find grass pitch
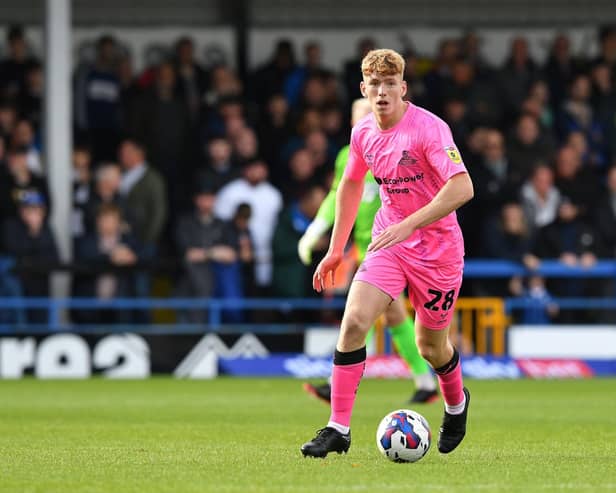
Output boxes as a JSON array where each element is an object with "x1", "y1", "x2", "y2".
[{"x1": 0, "y1": 378, "x2": 614, "y2": 493}]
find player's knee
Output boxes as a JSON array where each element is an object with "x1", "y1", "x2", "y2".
[
  {"x1": 416, "y1": 337, "x2": 441, "y2": 366},
  {"x1": 341, "y1": 308, "x2": 371, "y2": 337}
]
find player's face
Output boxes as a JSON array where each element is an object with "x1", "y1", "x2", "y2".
[{"x1": 360, "y1": 73, "x2": 407, "y2": 117}]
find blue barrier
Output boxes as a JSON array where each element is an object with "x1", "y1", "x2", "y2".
[
  {"x1": 463, "y1": 259, "x2": 616, "y2": 278},
  {"x1": 0, "y1": 259, "x2": 615, "y2": 333},
  {"x1": 0, "y1": 297, "x2": 348, "y2": 333}
]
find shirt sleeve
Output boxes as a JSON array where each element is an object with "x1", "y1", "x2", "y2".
[
  {"x1": 343, "y1": 129, "x2": 369, "y2": 182},
  {"x1": 423, "y1": 118, "x2": 468, "y2": 182},
  {"x1": 315, "y1": 146, "x2": 349, "y2": 225}
]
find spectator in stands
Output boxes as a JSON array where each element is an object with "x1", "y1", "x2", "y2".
[
  {"x1": 590, "y1": 63, "x2": 616, "y2": 162},
  {"x1": 280, "y1": 148, "x2": 318, "y2": 203},
  {"x1": 507, "y1": 113, "x2": 555, "y2": 187},
  {"x1": 544, "y1": 33, "x2": 579, "y2": 110},
  {"x1": 204, "y1": 65, "x2": 244, "y2": 109},
  {"x1": 594, "y1": 165, "x2": 616, "y2": 257},
  {"x1": 251, "y1": 39, "x2": 296, "y2": 107},
  {"x1": 1, "y1": 191, "x2": 58, "y2": 322},
  {"x1": 304, "y1": 128, "x2": 337, "y2": 178},
  {"x1": 321, "y1": 106, "x2": 346, "y2": 149},
  {"x1": 118, "y1": 138, "x2": 167, "y2": 254},
  {"x1": 553, "y1": 145, "x2": 596, "y2": 220},
  {"x1": 522, "y1": 80, "x2": 554, "y2": 130},
  {"x1": 285, "y1": 41, "x2": 332, "y2": 108},
  {"x1": 343, "y1": 37, "x2": 376, "y2": 102},
  {"x1": 257, "y1": 93, "x2": 293, "y2": 173},
  {"x1": 483, "y1": 202, "x2": 535, "y2": 262},
  {"x1": 0, "y1": 25, "x2": 39, "y2": 101},
  {"x1": 230, "y1": 203, "x2": 255, "y2": 297},
  {"x1": 479, "y1": 202, "x2": 535, "y2": 298},
  {"x1": 173, "y1": 36, "x2": 209, "y2": 124},
  {"x1": 459, "y1": 31, "x2": 493, "y2": 80},
  {"x1": 19, "y1": 61, "x2": 43, "y2": 131},
  {"x1": 527, "y1": 198, "x2": 602, "y2": 322},
  {"x1": 593, "y1": 25, "x2": 616, "y2": 78},
  {"x1": 214, "y1": 158, "x2": 283, "y2": 292},
  {"x1": 84, "y1": 162, "x2": 126, "y2": 235},
  {"x1": 71, "y1": 144, "x2": 93, "y2": 242},
  {"x1": 127, "y1": 61, "x2": 193, "y2": 209},
  {"x1": 528, "y1": 199, "x2": 600, "y2": 268},
  {"x1": 498, "y1": 36, "x2": 539, "y2": 121},
  {"x1": 512, "y1": 275, "x2": 559, "y2": 325},
  {"x1": 232, "y1": 127, "x2": 259, "y2": 163},
  {"x1": 461, "y1": 129, "x2": 515, "y2": 256},
  {"x1": 557, "y1": 74, "x2": 607, "y2": 168},
  {"x1": 74, "y1": 35, "x2": 122, "y2": 162},
  {"x1": 76, "y1": 204, "x2": 140, "y2": 323},
  {"x1": 0, "y1": 146, "x2": 49, "y2": 222},
  {"x1": 116, "y1": 136, "x2": 165, "y2": 319},
  {"x1": 272, "y1": 183, "x2": 326, "y2": 299},
  {"x1": 0, "y1": 102, "x2": 17, "y2": 140},
  {"x1": 11, "y1": 118, "x2": 42, "y2": 175},
  {"x1": 195, "y1": 136, "x2": 239, "y2": 193},
  {"x1": 402, "y1": 50, "x2": 429, "y2": 107},
  {"x1": 423, "y1": 38, "x2": 460, "y2": 114},
  {"x1": 442, "y1": 56, "x2": 501, "y2": 128},
  {"x1": 298, "y1": 75, "x2": 328, "y2": 112},
  {"x1": 521, "y1": 164, "x2": 561, "y2": 230},
  {"x1": 442, "y1": 97, "x2": 472, "y2": 156},
  {"x1": 117, "y1": 54, "x2": 140, "y2": 128},
  {"x1": 175, "y1": 183, "x2": 241, "y2": 322},
  {"x1": 594, "y1": 165, "x2": 616, "y2": 322}
]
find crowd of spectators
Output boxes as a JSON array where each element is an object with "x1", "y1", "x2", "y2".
[{"x1": 2, "y1": 24, "x2": 616, "y2": 324}]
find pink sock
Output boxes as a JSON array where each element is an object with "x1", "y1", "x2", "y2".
[
  {"x1": 435, "y1": 349, "x2": 465, "y2": 407},
  {"x1": 329, "y1": 348, "x2": 366, "y2": 430}
]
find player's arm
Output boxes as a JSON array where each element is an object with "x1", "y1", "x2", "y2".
[
  {"x1": 405, "y1": 172, "x2": 473, "y2": 229},
  {"x1": 313, "y1": 135, "x2": 368, "y2": 292},
  {"x1": 329, "y1": 175, "x2": 365, "y2": 256},
  {"x1": 368, "y1": 172, "x2": 473, "y2": 252},
  {"x1": 298, "y1": 146, "x2": 348, "y2": 265}
]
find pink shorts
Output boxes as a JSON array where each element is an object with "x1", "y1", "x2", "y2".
[{"x1": 354, "y1": 246, "x2": 463, "y2": 330}]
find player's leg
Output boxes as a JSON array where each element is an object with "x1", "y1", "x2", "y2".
[
  {"x1": 301, "y1": 326, "x2": 378, "y2": 405},
  {"x1": 415, "y1": 321, "x2": 469, "y2": 453},
  {"x1": 301, "y1": 280, "x2": 392, "y2": 458},
  {"x1": 384, "y1": 296, "x2": 438, "y2": 402},
  {"x1": 407, "y1": 260, "x2": 469, "y2": 454}
]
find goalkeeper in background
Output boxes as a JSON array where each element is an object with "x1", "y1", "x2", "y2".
[{"x1": 298, "y1": 98, "x2": 437, "y2": 404}]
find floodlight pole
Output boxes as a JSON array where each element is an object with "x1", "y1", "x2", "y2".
[{"x1": 45, "y1": 0, "x2": 72, "y2": 299}]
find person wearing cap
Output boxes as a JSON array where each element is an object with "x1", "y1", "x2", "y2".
[
  {"x1": 0, "y1": 146, "x2": 50, "y2": 223},
  {"x1": 1, "y1": 191, "x2": 59, "y2": 322}
]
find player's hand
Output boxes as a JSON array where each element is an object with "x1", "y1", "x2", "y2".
[
  {"x1": 367, "y1": 220, "x2": 415, "y2": 252},
  {"x1": 313, "y1": 251, "x2": 343, "y2": 292}
]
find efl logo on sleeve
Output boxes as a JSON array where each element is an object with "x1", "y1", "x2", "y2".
[{"x1": 444, "y1": 146, "x2": 462, "y2": 164}]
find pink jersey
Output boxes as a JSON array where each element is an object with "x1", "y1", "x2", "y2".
[{"x1": 345, "y1": 102, "x2": 467, "y2": 264}]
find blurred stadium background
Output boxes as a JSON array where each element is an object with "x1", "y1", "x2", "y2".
[
  {"x1": 0, "y1": 0, "x2": 615, "y2": 380},
  {"x1": 2, "y1": 3, "x2": 616, "y2": 493}
]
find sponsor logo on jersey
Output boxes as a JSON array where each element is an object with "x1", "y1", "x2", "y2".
[
  {"x1": 444, "y1": 146, "x2": 462, "y2": 163},
  {"x1": 397, "y1": 150, "x2": 417, "y2": 166}
]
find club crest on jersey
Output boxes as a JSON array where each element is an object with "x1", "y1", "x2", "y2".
[
  {"x1": 364, "y1": 153, "x2": 374, "y2": 166},
  {"x1": 397, "y1": 150, "x2": 417, "y2": 166},
  {"x1": 444, "y1": 146, "x2": 462, "y2": 163}
]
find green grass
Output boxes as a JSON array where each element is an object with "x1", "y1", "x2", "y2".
[{"x1": 0, "y1": 378, "x2": 615, "y2": 493}]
